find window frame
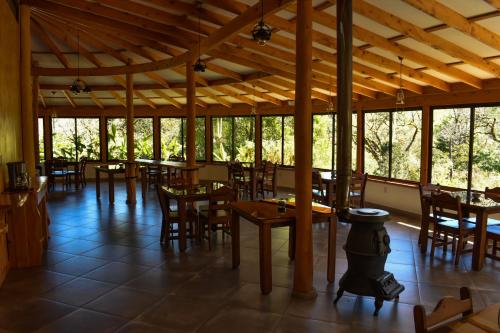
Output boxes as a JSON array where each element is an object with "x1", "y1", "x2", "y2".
[
  {"x1": 260, "y1": 114, "x2": 295, "y2": 168},
  {"x1": 211, "y1": 115, "x2": 256, "y2": 163},
  {"x1": 105, "y1": 116, "x2": 126, "y2": 162},
  {"x1": 159, "y1": 116, "x2": 206, "y2": 161},
  {"x1": 311, "y1": 112, "x2": 336, "y2": 171},
  {"x1": 50, "y1": 116, "x2": 101, "y2": 161}
]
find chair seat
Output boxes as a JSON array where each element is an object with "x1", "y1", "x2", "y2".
[
  {"x1": 438, "y1": 219, "x2": 476, "y2": 231},
  {"x1": 50, "y1": 170, "x2": 67, "y2": 176},
  {"x1": 465, "y1": 217, "x2": 500, "y2": 226},
  {"x1": 487, "y1": 224, "x2": 500, "y2": 236}
]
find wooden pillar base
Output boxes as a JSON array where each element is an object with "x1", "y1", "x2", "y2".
[
  {"x1": 292, "y1": 288, "x2": 318, "y2": 300},
  {"x1": 126, "y1": 164, "x2": 137, "y2": 205}
]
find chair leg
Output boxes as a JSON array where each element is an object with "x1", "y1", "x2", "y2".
[
  {"x1": 454, "y1": 235, "x2": 464, "y2": 266},
  {"x1": 430, "y1": 227, "x2": 439, "y2": 258}
]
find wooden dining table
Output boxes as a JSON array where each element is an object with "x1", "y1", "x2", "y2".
[
  {"x1": 435, "y1": 302, "x2": 500, "y2": 333},
  {"x1": 230, "y1": 199, "x2": 336, "y2": 294},
  {"x1": 419, "y1": 191, "x2": 500, "y2": 271},
  {"x1": 95, "y1": 164, "x2": 126, "y2": 204}
]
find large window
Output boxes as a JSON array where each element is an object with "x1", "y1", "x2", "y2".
[
  {"x1": 160, "y1": 117, "x2": 205, "y2": 161},
  {"x1": 364, "y1": 109, "x2": 421, "y2": 181},
  {"x1": 313, "y1": 114, "x2": 334, "y2": 170},
  {"x1": 212, "y1": 116, "x2": 255, "y2": 162},
  {"x1": 261, "y1": 115, "x2": 294, "y2": 166},
  {"x1": 432, "y1": 106, "x2": 499, "y2": 190},
  {"x1": 107, "y1": 118, "x2": 127, "y2": 160},
  {"x1": 51, "y1": 117, "x2": 100, "y2": 160},
  {"x1": 38, "y1": 117, "x2": 44, "y2": 162},
  {"x1": 134, "y1": 118, "x2": 154, "y2": 159},
  {"x1": 352, "y1": 113, "x2": 358, "y2": 172}
]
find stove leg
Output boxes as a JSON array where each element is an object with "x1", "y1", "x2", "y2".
[
  {"x1": 333, "y1": 288, "x2": 344, "y2": 304},
  {"x1": 373, "y1": 297, "x2": 383, "y2": 316}
]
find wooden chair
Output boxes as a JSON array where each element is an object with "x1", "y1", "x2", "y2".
[
  {"x1": 46, "y1": 157, "x2": 69, "y2": 191},
  {"x1": 413, "y1": 286, "x2": 473, "y2": 333},
  {"x1": 485, "y1": 225, "x2": 500, "y2": 261},
  {"x1": 156, "y1": 186, "x2": 197, "y2": 246},
  {"x1": 312, "y1": 170, "x2": 327, "y2": 205},
  {"x1": 67, "y1": 157, "x2": 87, "y2": 188},
  {"x1": 349, "y1": 173, "x2": 367, "y2": 208},
  {"x1": 257, "y1": 161, "x2": 277, "y2": 198},
  {"x1": 418, "y1": 183, "x2": 449, "y2": 248},
  {"x1": 198, "y1": 185, "x2": 236, "y2": 250},
  {"x1": 230, "y1": 161, "x2": 251, "y2": 199},
  {"x1": 430, "y1": 192, "x2": 476, "y2": 266}
]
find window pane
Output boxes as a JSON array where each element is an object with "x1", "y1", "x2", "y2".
[
  {"x1": 160, "y1": 118, "x2": 183, "y2": 160},
  {"x1": 234, "y1": 117, "x2": 255, "y2": 163},
  {"x1": 107, "y1": 118, "x2": 127, "y2": 160},
  {"x1": 181, "y1": 117, "x2": 206, "y2": 161},
  {"x1": 364, "y1": 112, "x2": 390, "y2": 177},
  {"x1": 38, "y1": 118, "x2": 44, "y2": 162},
  {"x1": 313, "y1": 114, "x2": 334, "y2": 169},
  {"x1": 212, "y1": 117, "x2": 232, "y2": 161},
  {"x1": 471, "y1": 106, "x2": 500, "y2": 190},
  {"x1": 76, "y1": 118, "x2": 100, "y2": 160},
  {"x1": 262, "y1": 116, "x2": 283, "y2": 164},
  {"x1": 52, "y1": 118, "x2": 76, "y2": 160},
  {"x1": 392, "y1": 110, "x2": 421, "y2": 181},
  {"x1": 283, "y1": 116, "x2": 295, "y2": 166},
  {"x1": 431, "y1": 108, "x2": 470, "y2": 188},
  {"x1": 352, "y1": 114, "x2": 357, "y2": 171},
  {"x1": 134, "y1": 118, "x2": 154, "y2": 159}
]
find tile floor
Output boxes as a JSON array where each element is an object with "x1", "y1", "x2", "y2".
[{"x1": 1, "y1": 182, "x2": 499, "y2": 332}]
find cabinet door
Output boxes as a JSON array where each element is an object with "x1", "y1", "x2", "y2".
[{"x1": 0, "y1": 212, "x2": 8, "y2": 287}]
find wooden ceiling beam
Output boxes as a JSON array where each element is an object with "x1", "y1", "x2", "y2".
[
  {"x1": 109, "y1": 91, "x2": 126, "y2": 107},
  {"x1": 89, "y1": 92, "x2": 105, "y2": 109},
  {"x1": 205, "y1": 62, "x2": 243, "y2": 81},
  {"x1": 197, "y1": 88, "x2": 232, "y2": 108},
  {"x1": 353, "y1": 0, "x2": 500, "y2": 77},
  {"x1": 484, "y1": 0, "x2": 500, "y2": 9},
  {"x1": 231, "y1": 83, "x2": 282, "y2": 105},
  {"x1": 152, "y1": 89, "x2": 182, "y2": 109},
  {"x1": 254, "y1": 80, "x2": 295, "y2": 100},
  {"x1": 403, "y1": 0, "x2": 500, "y2": 52},
  {"x1": 212, "y1": 86, "x2": 256, "y2": 106},
  {"x1": 62, "y1": 90, "x2": 76, "y2": 108},
  {"x1": 31, "y1": 18, "x2": 71, "y2": 68}
]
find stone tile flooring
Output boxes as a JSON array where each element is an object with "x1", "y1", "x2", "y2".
[{"x1": 1, "y1": 182, "x2": 499, "y2": 332}]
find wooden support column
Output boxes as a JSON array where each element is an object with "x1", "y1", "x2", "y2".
[
  {"x1": 356, "y1": 106, "x2": 363, "y2": 173},
  {"x1": 205, "y1": 116, "x2": 212, "y2": 162},
  {"x1": 255, "y1": 115, "x2": 262, "y2": 166},
  {"x1": 33, "y1": 74, "x2": 40, "y2": 165},
  {"x1": 125, "y1": 72, "x2": 136, "y2": 204},
  {"x1": 100, "y1": 116, "x2": 107, "y2": 163},
  {"x1": 335, "y1": 0, "x2": 353, "y2": 217},
  {"x1": 20, "y1": 5, "x2": 36, "y2": 180},
  {"x1": 420, "y1": 104, "x2": 431, "y2": 184},
  {"x1": 186, "y1": 59, "x2": 198, "y2": 184},
  {"x1": 293, "y1": 0, "x2": 315, "y2": 299},
  {"x1": 45, "y1": 116, "x2": 52, "y2": 160},
  {"x1": 153, "y1": 116, "x2": 161, "y2": 160}
]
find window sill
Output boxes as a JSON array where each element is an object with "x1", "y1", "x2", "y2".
[{"x1": 367, "y1": 176, "x2": 419, "y2": 189}]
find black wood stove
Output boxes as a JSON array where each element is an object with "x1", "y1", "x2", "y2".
[{"x1": 334, "y1": 208, "x2": 405, "y2": 315}]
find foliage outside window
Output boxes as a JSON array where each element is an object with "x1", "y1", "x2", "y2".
[
  {"x1": 364, "y1": 110, "x2": 421, "y2": 181},
  {"x1": 432, "y1": 107, "x2": 499, "y2": 190},
  {"x1": 313, "y1": 114, "x2": 334, "y2": 170},
  {"x1": 261, "y1": 115, "x2": 294, "y2": 166},
  {"x1": 52, "y1": 117, "x2": 100, "y2": 161},
  {"x1": 212, "y1": 117, "x2": 255, "y2": 162},
  {"x1": 38, "y1": 118, "x2": 44, "y2": 162},
  {"x1": 107, "y1": 118, "x2": 127, "y2": 160},
  {"x1": 134, "y1": 118, "x2": 154, "y2": 159},
  {"x1": 352, "y1": 114, "x2": 357, "y2": 172},
  {"x1": 160, "y1": 117, "x2": 205, "y2": 161}
]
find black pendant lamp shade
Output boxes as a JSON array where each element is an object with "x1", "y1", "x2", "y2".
[{"x1": 252, "y1": 0, "x2": 272, "y2": 45}]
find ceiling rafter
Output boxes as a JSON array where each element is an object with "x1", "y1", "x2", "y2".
[
  {"x1": 89, "y1": 92, "x2": 105, "y2": 109},
  {"x1": 152, "y1": 89, "x2": 182, "y2": 109},
  {"x1": 30, "y1": 19, "x2": 71, "y2": 68},
  {"x1": 62, "y1": 90, "x2": 77, "y2": 108}
]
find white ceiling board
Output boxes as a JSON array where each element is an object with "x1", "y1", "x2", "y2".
[
  {"x1": 433, "y1": 28, "x2": 499, "y2": 58},
  {"x1": 420, "y1": 69, "x2": 458, "y2": 83},
  {"x1": 155, "y1": 69, "x2": 187, "y2": 82},
  {"x1": 364, "y1": 0, "x2": 442, "y2": 29},
  {"x1": 365, "y1": 47, "x2": 424, "y2": 69},
  {"x1": 353, "y1": 57, "x2": 394, "y2": 74},
  {"x1": 209, "y1": 59, "x2": 255, "y2": 74},
  {"x1": 437, "y1": 0, "x2": 495, "y2": 17},
  {"x1": 33, "y1": 54, "x2": 66, "y2": 69},
  {"x1": 475, "y1": 16, "x2": 500, "y2": 36},
  {"x1": 352, "y1": 12, "x2": 401, "y2": 39},
  {"x1": 453, "y1": 63, "x2": 495, "y2": 79},
  {"x1": 396, "y1": 38, "x2": 460, "y2": 64}
]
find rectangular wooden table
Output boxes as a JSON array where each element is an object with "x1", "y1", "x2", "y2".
[
  {"x1": 436, "y1": 303, "x2": 500, "y2": 333},
  {"x1": 161, "y1": 181, "x2": 226, "y2": 251},
  {"x1": 419, "y1": 191, "x2": 500, "y2": 271},
  {"x1": 95, "y1": 164, "x2": 126, "y2": 204},
  {"x1": 230, "y1": 200, "x2": 336, "y2": 294}
]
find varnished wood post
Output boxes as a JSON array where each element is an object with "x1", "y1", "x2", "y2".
[
  {"x1": 293, "y1": 0, "x2": 315, "y2": 299},
  {"x1": 335, "y1": 0, "x2": 353, "y2": 217},
  {"x1": 20, "y1": 4, "x2": 36, "y2": 180},
  {"x1": 186, "y1": 59, "x2": 197, "y2": 183},
  {"x1": 100, "y1": 115, "x2": 107, "y2": 163},
  {"x1": 255, "y1": 115, "x2": 262, "y2": 166},
  {"x1": 125, "y1": 72, "x2": 136, "y2": 204},
  {"x1": 205, "y1": 116, "x2": 211, "y2": 162},
  {"x1": 33, "y1": 74, "x2": 40, "y2": 165},
  {"x1": 356, "y1": 106, "x2": 363, "y2": 173},
  {"x1": 153, "y1": 116, "x2": 161, "y2": 160},
  {"x1": 420, "y1": 104, "x2": 431, "y2": 184}
]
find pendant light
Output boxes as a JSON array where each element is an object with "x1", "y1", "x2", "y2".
[
  {"x1": 252, "y1": 0, "x2": 272, "y2": 45},
  {"x1": 396, "y1": 56, "x2": 405, "y2": 108},
  {"x1": 69, "y1": 30, "x2": 91, "y2": 94},
  {"x1": 193, "y1": 1, "x2": 206, "y2": 72}
]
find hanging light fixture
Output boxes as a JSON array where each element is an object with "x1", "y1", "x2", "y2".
[
  {"x1": 396, "y1": 56, "x2": 405, "y2": 108},
  {"x1": 252, "y1": 0, "x2": 272, "y2": 45},
  {"x1": 69, "y1": 30, "x2": 91, "y2": 94},
  {"x1": 326, "y1": 75, "x2": 335, "y2": 112},
  {"x1": 251, "y1": 84, "x2": 257, "y2": 115},
  {"x1": 193, "y1": 1, "x2": 206, "y2": 72}
]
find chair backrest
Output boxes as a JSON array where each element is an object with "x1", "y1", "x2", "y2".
[
  {"x1": 156, "y1": 186, "x2": 171, "y2": 220},
  {"x1": 350, "y1": 173, "x2": 367, "y2": 208},
  {"x1": 208, "y1": 185, "x2": 236, "y2": 221},
  {"x1": 231, "y1": 162, "x2": 245, "y2": 181},
  {"x1": 413, "y1": 287, "x2": 473, "y2": 333},
  {"x1": 419, "y1": 183, "x2": 440, "y2": 213},
  {"x1": 312, "y1": 170, "x2": 325, "y2": 202},
  {"x1": 79, "y1": 157, "x2": 88, "y2": 173},
  {"x1": 485, "y1": 187, "x2": 500, "y2": 203},
  {"x1": 51, "y1": 157, "x2": 68, "y2": 172},
  {"x1": 431, "y1": 192, "x2": 463, "y2": 222}
]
